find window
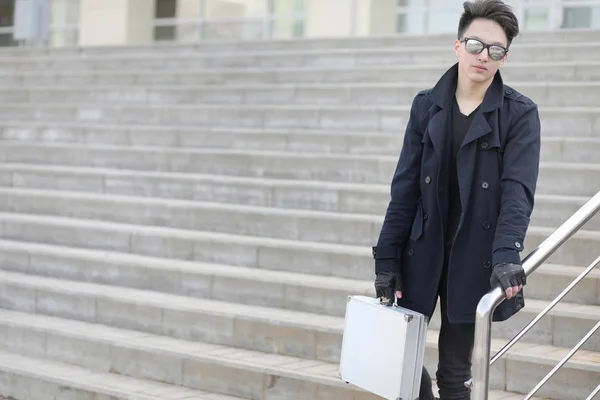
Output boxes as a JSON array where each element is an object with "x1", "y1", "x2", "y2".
[
  {"x1": 561, "y1": 6, "x2": 593, "y2": 28},
  {"x1": 0, "y1": 0, "x2": 14, "y2": 47},
  {"x1": 269, "y1": 0, "x2": 305, "y2": 39},
  {"x1": 155, "y1": 0, "x2": 178, "y2": 41},
  {"x1": 50, "y1": 0, "x2": 80, "y2": 47},
  {"x1": 524, "y1": 5, "x2": 550, "y2": 30}
]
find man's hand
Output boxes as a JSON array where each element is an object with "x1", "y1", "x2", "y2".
[
  {"x1": 490, "y1": 262, "x2": 527, "y2": 299},
  {"x1": 374, "y1": 271, "x2": 403, "y2": 305}
]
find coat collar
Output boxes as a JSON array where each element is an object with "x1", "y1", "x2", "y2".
[{"x1": 429, "y1": 62, "x2": 505, "y2": 113}]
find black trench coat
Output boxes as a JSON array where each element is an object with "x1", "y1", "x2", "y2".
[{"x1": 374, "y1": 63, "x2": 541, "y2": 323}]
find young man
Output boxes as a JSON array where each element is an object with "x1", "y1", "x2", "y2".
[{"x1": 372, "y1": 1, "x2": 540, "y2": 399}]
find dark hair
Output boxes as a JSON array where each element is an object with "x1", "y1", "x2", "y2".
[{"x1": 458, "y1": 0, "x2": 520, "y2": 47}]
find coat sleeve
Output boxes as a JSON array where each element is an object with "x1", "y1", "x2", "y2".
[
  {"x1": 373, "y1": 93, "x2": 425, "y2": 274},
  {"x1": 492, "y1": 102, "x2": 541, "y2": 266}
]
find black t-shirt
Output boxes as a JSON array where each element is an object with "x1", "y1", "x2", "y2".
[{"x1": 446, "y1": 96, "x2": 480, "y2": 245}]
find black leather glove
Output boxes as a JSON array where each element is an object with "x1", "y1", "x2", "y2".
[
  {"x1": 490, "y1": 262, "x2": 527, "y2": 291},
  {"x1": 374, "y1": 271, "x2": 403, "y2": 305}
]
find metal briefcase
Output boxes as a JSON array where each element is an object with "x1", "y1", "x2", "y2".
[{"x1": 339, "y1": 295, "x2": 428, "y2": 400}]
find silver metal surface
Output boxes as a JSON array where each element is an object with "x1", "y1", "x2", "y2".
[
  {"x1": 471, "y1": 190, "x2": 600, "y2": 400},
  {"x1": 524, "y1": 320, "x2": 600, "y2": 400}
]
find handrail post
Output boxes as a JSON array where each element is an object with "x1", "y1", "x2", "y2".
[
  {"x1": 472, "y1": 288, "x2": 504, "y2": 399},
  {"x1": 471, "y1": 191, "x2": 600, "y2": 400}
]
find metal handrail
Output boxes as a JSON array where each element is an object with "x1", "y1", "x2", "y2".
[
  {"x1": 490, "y1": 255, "x2": 600, "y2": 365},
  {"x1": 586, "y1": 384, "x2": 600, "y2": 400},
  {"x1": 524, "y1": 320, "x2": 600, "y2": 399},
  {"x1": 472, "y1": 190, "x2": 600, "y2": 400}
]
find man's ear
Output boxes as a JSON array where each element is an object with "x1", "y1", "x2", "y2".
[{"x1": 454, "y1": 39, "x2": 461, "y2": 56}]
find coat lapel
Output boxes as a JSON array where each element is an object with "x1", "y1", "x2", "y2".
[
  {"x1": 462, "y1": 113, "x2": 492, "y2": 148},
  {"x1": 422, "y1": 105, "x2": 447, "y2": 161},
  {"x1": 460, "y1": 71, "x2": 504, "y2": 149},
  {"x1": 424, "y1": 64, "x2": 456, "y2": 163}
]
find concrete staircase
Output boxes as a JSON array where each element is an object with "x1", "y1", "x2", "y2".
[{"x1": 0, "y1": 29, "x2": 598, "y2": 399}]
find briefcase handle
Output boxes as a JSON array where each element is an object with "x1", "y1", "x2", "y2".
[{"x1": 377, "y1": 297, "x2": 430, "y2": 324}]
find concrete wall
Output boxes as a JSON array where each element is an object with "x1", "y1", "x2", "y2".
[
  {"x1": 305, "y1": 0, "x2": 405, "y2": 38},
  {"x1": 176, "y1": 0, "x2": 201, "y2": 42},
  {"x1": 365, "y1": 0, "x2": 397, "y2": 36},
  {"x1": 305, "y1": 0, "x2": 353, "y2": 37},
  {"x1": 127, "y1": 0, "x2": 156, "y2": 44},
  {"x1": 78, "y1": 0, "x2": 155, "y2": 46}
]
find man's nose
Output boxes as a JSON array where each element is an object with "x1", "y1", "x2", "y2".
[{"x1": 478, "y1": 48, "x2": 490, "y2": 61}]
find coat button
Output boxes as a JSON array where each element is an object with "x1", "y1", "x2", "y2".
[
  {"x1": 481, "y1": 141, "x2": 489, "y2": 149},
  {"x1": 408, "y1": 248, "x2": 415, "y2": 256},
  {"x1": 484, "y1": 261, "x2": 492, "y2": 269},
  {"x1": 423, "y1": 213, "x2": 428, "y2": 221},
  {"x1": 515, "y1": 242, "x2": 521, "y2": 249},
  {"x1": 482, "y1": 221, "x2": 491, "y2": 230},
  {"x1": 482, "y1": 181, "x2": 489, "y2": 190},
  {"x1": 505, "y1": 89, "x2": 513, "y2": 95},
  {"x1": 425, "y1": 176, "x2": 431, "y2": 184}
]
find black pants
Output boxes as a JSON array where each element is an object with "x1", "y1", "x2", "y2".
[{"x1": 421, "y1": 245, "x2": 475, "y2": 400}]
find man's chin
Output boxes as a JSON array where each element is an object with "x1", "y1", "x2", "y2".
[{"x1": 466, "y1": 71, "x2": 493, "y2": 84}]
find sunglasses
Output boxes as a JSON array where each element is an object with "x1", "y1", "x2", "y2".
[{"x1": 460, "y1": 37, "x2": 508, "y2": 61}]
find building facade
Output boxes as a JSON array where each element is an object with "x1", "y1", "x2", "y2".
[{"x1": 5, "y1": 0, "x2": 600, "y2": 47}]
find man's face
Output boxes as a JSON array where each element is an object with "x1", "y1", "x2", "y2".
[{"x1": 454, "y1": 18, "x2": 509, "y2": 84}]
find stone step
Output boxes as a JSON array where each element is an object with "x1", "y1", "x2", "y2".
[
  {"x1": 0, "y1": 81, "x2": 598, "y2": 108},
  {"x1": 0, "y1": 239, "x2": 374, "y2": 318},
  {"x1": 4, "y1": 164, "x2": 597, "y2": 223},
  {"x1": 0, "y1": 163, "x2": 420, "y2": 215},
  {"x1": 2, "y1": 122, "x2": 600, "y2": 159},
  {"x1": 527, "y1": 263, "x2": 600, "y2": 307},
  {"x1": 1, "y1": 61, "x2": 600, "y2": 87},
  {"x1": 0, "y1": 211, "x2": 597, "y2": 280},
  {"x1": 0, "y1": 238, "x2": 597, "y2": 323},
  {"x1": 0, "y1": 272, "x2": 600, "y2": 398},
  {"x1": 0, "y1": 122, "x2": 416, "y2": 153},
  {"x1": 1, "y1": 264, "x2": 599, "y2": 362},
  {"x1": 0, "y1": 268, "x2": 355, "y2": 363},
  {"x1": 0, "y1": 103, "x2": 596, "y2": 135},
  {"x1": 0, "y1": 187, "x2": 381, "y2": 247},
  {"x1": 1, "y1": 28, "x2": 595, "y2": 57},
  {"x1": 0, "y1": 142, "x2": 598, "y2": 196},
  {"x1": 10, "y1": 260, "x2": 600, "y2": 368},
  {"x1": 0, "y1": 350, "x2": 237, "y2": 400},
  {"x1": 0, "y1": 187, "x2": 598, "y2": 248},
  {"x1": 2, "y1": 43, "x2": 600, "y2": 71},
  {"x1": 0, "y1": 309, "x2": 565, "y2": 400},
  {"x1": 0, "y1": 323, "x2": 373, "y2": 400}
]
